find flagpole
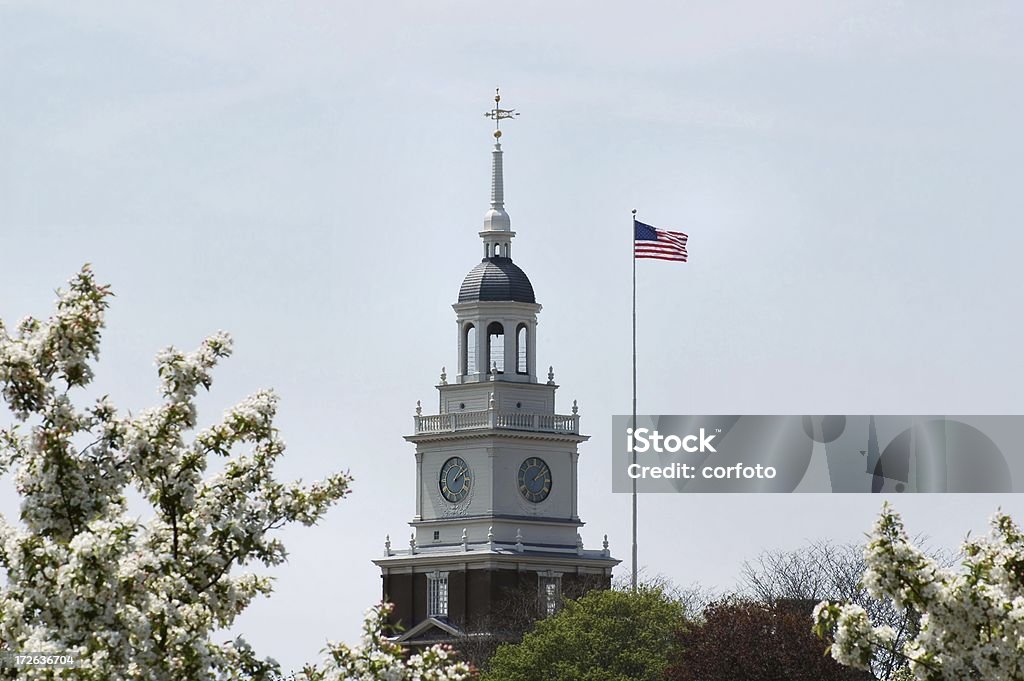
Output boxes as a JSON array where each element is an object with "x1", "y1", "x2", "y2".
[{"x1": 631, "y1": 208, "x2": 638, "y2": 593}]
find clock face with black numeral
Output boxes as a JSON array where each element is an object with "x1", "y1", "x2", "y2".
[
  {"x1": 518, "y1": 457, "x2": 552, "y2": 503},
  {"x1": 439, "y1": 457, "x2": 472, "y2": 503}
]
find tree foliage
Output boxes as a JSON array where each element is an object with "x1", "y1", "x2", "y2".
[
  {"x1": 481, "y1": 586, "x2": 685, "y2": 681},
  {"x1": 0, "y1": 267, "x2": 356, "y2": 679},
  {"x1": 815, "y1": 503, "x2": 1024, "y2": 680},
  {"x1": 742, "y1": 540, "x2": 919, "y2": 679},
  {"x1": 666, "y1": 598, "x2": 872, "y2": 681}
]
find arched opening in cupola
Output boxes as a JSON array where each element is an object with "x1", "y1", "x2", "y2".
[
  {"x1": 463, "y1": 324, "x2": 477, "y2": 375},
  {"x1": 487, "y1": 322, "x2": 505, "y2": 374},
  {"x1": 516, "y1": 323, "x2": 528, "y2": 374}
]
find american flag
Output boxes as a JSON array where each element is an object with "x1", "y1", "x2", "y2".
[{"x1": 634, "y1": 220, "x2": 688, "y2": 262}]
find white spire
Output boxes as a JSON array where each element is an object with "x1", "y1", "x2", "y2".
[
  {"x1": 484, "y1": 142, "x2": 511, "y2": 232},
  {"x1": 483, "y1": 88, "x2": 519, "y2": 235}
]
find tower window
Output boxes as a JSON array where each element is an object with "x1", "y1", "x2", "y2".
[
  {"x1": 539, "y1": 573, "x2": 561, "y2": 617},
  {"x1": 487, "y1": 322, "x2": 504, "y2": 374},
  {"x1": 464, "y1": 324, "x2": 477, "y2": 375},
  {"x1": 516, "y1": 323, "x2": 528, "y2": 374},
  {"x1": 428, "y1": 571, "x2": 449, "y2": 617}
]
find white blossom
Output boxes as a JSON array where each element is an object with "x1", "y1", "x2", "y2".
[
  {"x1": 0, "y1": 267, "x2": 362, "y2": 679},
  {"x1": 814, "y1": 502, "x2": 1024, "y2": 680},
  {"x1": 298, "y1": 603, "x2": 472, "y2": 681}
]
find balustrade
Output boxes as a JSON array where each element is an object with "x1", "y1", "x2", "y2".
[{"x1": 413, "y1": 409, "x2": 579, "y2": 435}]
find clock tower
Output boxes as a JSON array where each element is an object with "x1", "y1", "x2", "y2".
[{"x1": 374, "y1": 91, "x2": 618, "y2": 645}]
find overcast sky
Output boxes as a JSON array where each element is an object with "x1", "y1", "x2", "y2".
[{"x1": 2, "y1": 1, "x2": 1024, "y2": 673}]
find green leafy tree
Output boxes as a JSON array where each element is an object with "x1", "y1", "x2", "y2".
[{"x1": 481, "y1": 586, "x2": 686, "y2": 681}]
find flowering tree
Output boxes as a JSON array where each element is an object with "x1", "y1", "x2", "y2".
[
  {"x1": 814, "y1": 503, "x2": 1024, "y2": 680},
  {"x1": 300, "y1": 603, "x2": 471, "y2": 681},
  {"x1": 0, "y1": 266, "x2": 360, "y2": 679}
]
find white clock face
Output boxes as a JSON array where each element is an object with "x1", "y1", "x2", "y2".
[{"x1": 439, "y1": 457, "x2": 472, "y2": 503}]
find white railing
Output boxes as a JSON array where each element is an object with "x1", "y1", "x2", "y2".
[{"x1": 414, "y1": 409, "x2": 579, "y2": 435}]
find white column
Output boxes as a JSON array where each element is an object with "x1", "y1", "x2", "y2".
[
  {"x1": 457, "y1": 320, "x2": 465, "y2": 380},
  {"x1": 528, "y1": 322, "x2": 537, "y2": 380},
  {"x1": 477, "y1": 321, "x2": 489, "y2": 379},
  {"x1": 487, "y1": 448, "x2": 497, "y2": 515},
  {"x1": 415, "y1": 452, "x2": 424, "y2": 521},
  {"x1": 570, "y1": 451, "x2": 579, "y2": 520},
  {"x1": 504, "y1": 318, "x2": 516, "y2": 377}
]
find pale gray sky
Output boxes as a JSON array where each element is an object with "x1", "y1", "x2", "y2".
[{"x1": 2, "y1": 1, "x2": 1023, "y2": 673}]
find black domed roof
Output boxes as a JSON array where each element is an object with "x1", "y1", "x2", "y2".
[{"x1": 458, "y1": 257, "x2": 536, "y2": 303}]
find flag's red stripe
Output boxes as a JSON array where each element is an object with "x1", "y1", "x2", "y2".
[
  {"x1": 636, "y1": 239, "x2": 687, "y2": 248},
  {"x1": 634, "y1": 245, "x2": 692, "y2": 253},
  {"x1": 635, "y1": 252, "x2": 687, "y2": 260},
  {"x1": 635, "y1": 245, "x2": 688, "y2": 255},
  {"x1": 636, "y1": 253, "x2": 688, "y2": 261},
  {"x1": 635, "y1": 246, "x2": 687, "y2": 254}
]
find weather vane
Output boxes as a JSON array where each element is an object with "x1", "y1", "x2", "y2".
[{"x1": 484, "y1": 88, "x2": 519, "y2": 139}]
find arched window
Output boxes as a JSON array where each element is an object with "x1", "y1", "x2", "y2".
[
  {"x1": 464, "y1": 324, "x2": 477, "y2": 375},
  {"x1": 516, "y1": 323, "x2": 528, "y2": 374},
  {"x1": 487, "y1": 322, "x2": 504, "y2": 374}
]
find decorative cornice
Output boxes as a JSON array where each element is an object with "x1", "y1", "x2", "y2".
[
  {"x1": 373, "y1": 549, "x2": 620, "y2": 572},
  {"x1": 406, "y1": 429, "x2": 589, "y2": 445},
  {"x1": 411, "y1": 514, "x2": 585, "y2": 527}
]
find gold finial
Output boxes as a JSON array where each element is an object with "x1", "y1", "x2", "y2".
[{"x1": 485, "y1": 87, "x2": 519, "y2": 139}]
